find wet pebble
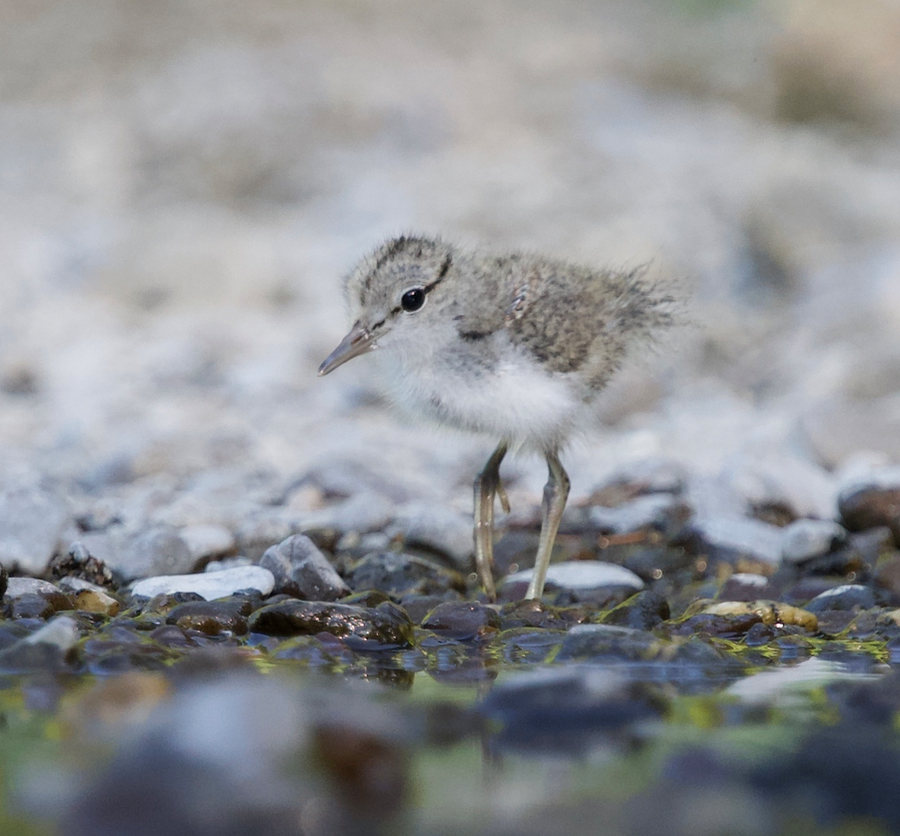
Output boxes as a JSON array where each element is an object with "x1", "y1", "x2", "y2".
[
  {"x1": 0, "y1": 615, "x2": 80, "y2": 673},
  {"x1": 420, "y1": 601, "x2": 501, "y2": 641},
  {"x1": 70, "y1": 588, "x2": 120, "y2": 616},
  {"x1": 690, "y1": 516, "x2": 784, "y2": 567},
  {"x1": 675, "y1": 600, "x2": 818, "y2": 638},
  {"x1": 3, "y1": 578, "x2": 73, "y2": 619},
  {"x1": 556, "y1": 624, "x2": 663, "y2": 662},
  {"x1": 480, "y1": 667, "x2": 665, "y2": 755},
  {"x1": 602, "y1": 590, "x2": 671, "y2": 631},
  {"x1": 259, "y1": 534, "x2": 349, "y2": 601},
  {"x1": 248, "y1": 599, "x2": 414, "y2": 649},
  {"x1": 165, "y1": 599, "x2": 250, "y2": 636},
  {"x1": 130, "y1": 565, "x2": 275, "y2": 600}
]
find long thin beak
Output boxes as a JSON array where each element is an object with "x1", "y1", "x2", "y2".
[{"x1": 317, "y1": 321, "x2": 376, "y2": 376}]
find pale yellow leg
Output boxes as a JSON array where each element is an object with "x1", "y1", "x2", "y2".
[
  {"x1": 473, "y1": 441, "x2": 509, "y2": 600},
  {"x1": 525, "y1": 450, "x2": 570, "y2": 600}
]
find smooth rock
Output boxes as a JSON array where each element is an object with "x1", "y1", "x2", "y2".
[
  {"x1": 0, "y1": 615, "x2": 80, "y2": 672},
  {"x1": 781, "y1": 519, "x2": 847, "y2": 563},
  {"x1": 165, "y1": 600, "x2": 250, "y2": 635},
  {"x1": 420, "y1": 601, "x2": 501, "y2": 641},
  {"x1": 0, "y1": 484, "x2": 70, "y2": 574},
  {"x1": 248, "y1": 600, "x2": 414, "y2": 649},
  {"x1": 259, "y1": 534, "x2": 349, "y2": 601},
  {"x1": 805, "y1": 584, "x2": 875, "y2": 613},
  {"x1": 5, "y1": 577, "x2": 67, "y2": 600},
  {"x1": 502, "y1": 561, "x2": 644, "y2": 592},
  {"x1": 130, "y1": 566, "x2": 275, "y2": 601},
  {"x1": 556, "y1": 623, "x2": 662, "y2": 662},
  {"x1": 72, "y1": 589, "x2": 121, "y2": 616},
  {"x1": 701, "y1": 600, "x2": 818, "y2": 632}
]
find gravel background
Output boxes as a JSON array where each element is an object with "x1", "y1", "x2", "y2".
[{"x1": 2, "y1": 0, "x2": 900, "y2": 576}]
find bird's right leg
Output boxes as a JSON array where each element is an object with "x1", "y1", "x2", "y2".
[{"x1": 473, "y1": 441, "x2": 509, "y2": 600}]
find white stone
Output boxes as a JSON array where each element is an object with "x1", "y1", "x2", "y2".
[
  {"x1": 781, "y1": 519, "x2": 845, "y2": 563},
  {"x1": 502, "y1": 560, "x2": 644, "y2": 591},
  {"x1": 130, "y1": 566, "x2": 275, "y2": 600}
]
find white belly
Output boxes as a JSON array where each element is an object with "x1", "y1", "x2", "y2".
[{"x1": 377, "y1": 340, "x2": 584, "y2": 451}]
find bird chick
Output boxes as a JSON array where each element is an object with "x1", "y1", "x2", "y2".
[{"x1": 319, "y1": 235, "x2": 678, "y2": 600}]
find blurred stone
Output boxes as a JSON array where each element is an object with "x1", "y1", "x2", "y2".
[
  {"x1": 718, "y1": 572, "x2": 772, "y2": 602},
  {"x1": 480, "y1": 667, "x2": 664, "y2": 755},
  {"x1": 0, "y1": 615, "x2": 80, "y2": 673},
  {"x1": 588, "y1": 493, "x2": 687, "y2": 535},
  {"x1": 805, "y1": 584, "x2": 875, "y2": 613},
  {"x1": 248, "y1": 600, "x2": 414, "y2": 649},
  {"x1": 420, "y1": 601, "x2": 501, "y2": 641},
  {"x1": 557, "y1": 624, "x2": 663, "y2": 663},
  {"x1": 700, "y1": 600, "x2": 817, "y2": 633},
  {"x1": 691, "y1": 516, "x2": 784, "y2": 567},
  {"x1": 386, "y1": 502, "x2": 474, "y2": 570},
  {"x1": 3, "y1": 578, "x2": 73, "y2": 617},
  {"x1": 166, "y1": 600, "x2": 250, "y2": 636},
  {"x1": 602, "y1": 590, "x2": 670, "y2": 631},
  {"x1": 0, "y1": 484, "x2": 70, "y2": 575},
  {"x1": 51, "y1": 541, "x2": 116, "y2": 588},
  {"x1": 839, "y1": 468, "x2": 900, "y2": 544},
  {"x1": 348, "y1": 551, "x2": 463, "y2": 597},
  {"x1": 259, "y1": 534, "x2": 349, "y2": 601},
  {"x1": 179, "y1": 524, "x2": 236, "y2": 562},
  {"x1": 301, "y1": 492, "x2": 394, "y2": 536},
  {"x1": 130, "y1": 566, "x2": 275, "y2": 600},
  {"x1": 71, "y1": 588, "x2": 121, "y2": 617},
  {"x1": 781, "y1": 519, "x2": 846, "y2": 563},
  {"x1": 803, "y1": 400, "x2": 900, "y2": 468},
  {"x1": 502, "y1": 561, "x2": 644, "y2": 594},
  {"x1": 586, "y1": 458, "x2": 687, "y2": 506}
]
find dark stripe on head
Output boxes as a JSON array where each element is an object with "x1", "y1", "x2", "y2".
[
  {"x1": 374, "y1": 236, "x2": 410, "y2": 271},
  {"x1": 459, "y1": 329, "x2": 490, "y2": 341}
]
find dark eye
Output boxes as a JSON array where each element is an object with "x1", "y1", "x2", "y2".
[{"x1": 400, "y1": 287, "x2": 426, "y2": 312}]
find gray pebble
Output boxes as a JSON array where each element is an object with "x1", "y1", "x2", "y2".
[
  {"x1": 0, "y1": 484, "x2": 70, "y2": 575},
  {"x1": 130, "y1": 565, "x2": 275, "y2": 600},
  {"x1": 781, "y1": 519, "x2": 846, "y2": 563},
  {"x1": 259, "y1": 534, "x2": 349, "y2": 601},
  {"x1": 805, "y1": 583, "x2": 875, "y2": 613},
  {"x1": 4, "y1": 577, "x2": 66, "y2": 600}
]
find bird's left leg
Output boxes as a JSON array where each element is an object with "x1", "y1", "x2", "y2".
[{"x1": 526, "y1": 449, "x2": 570, "y2": 600}]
